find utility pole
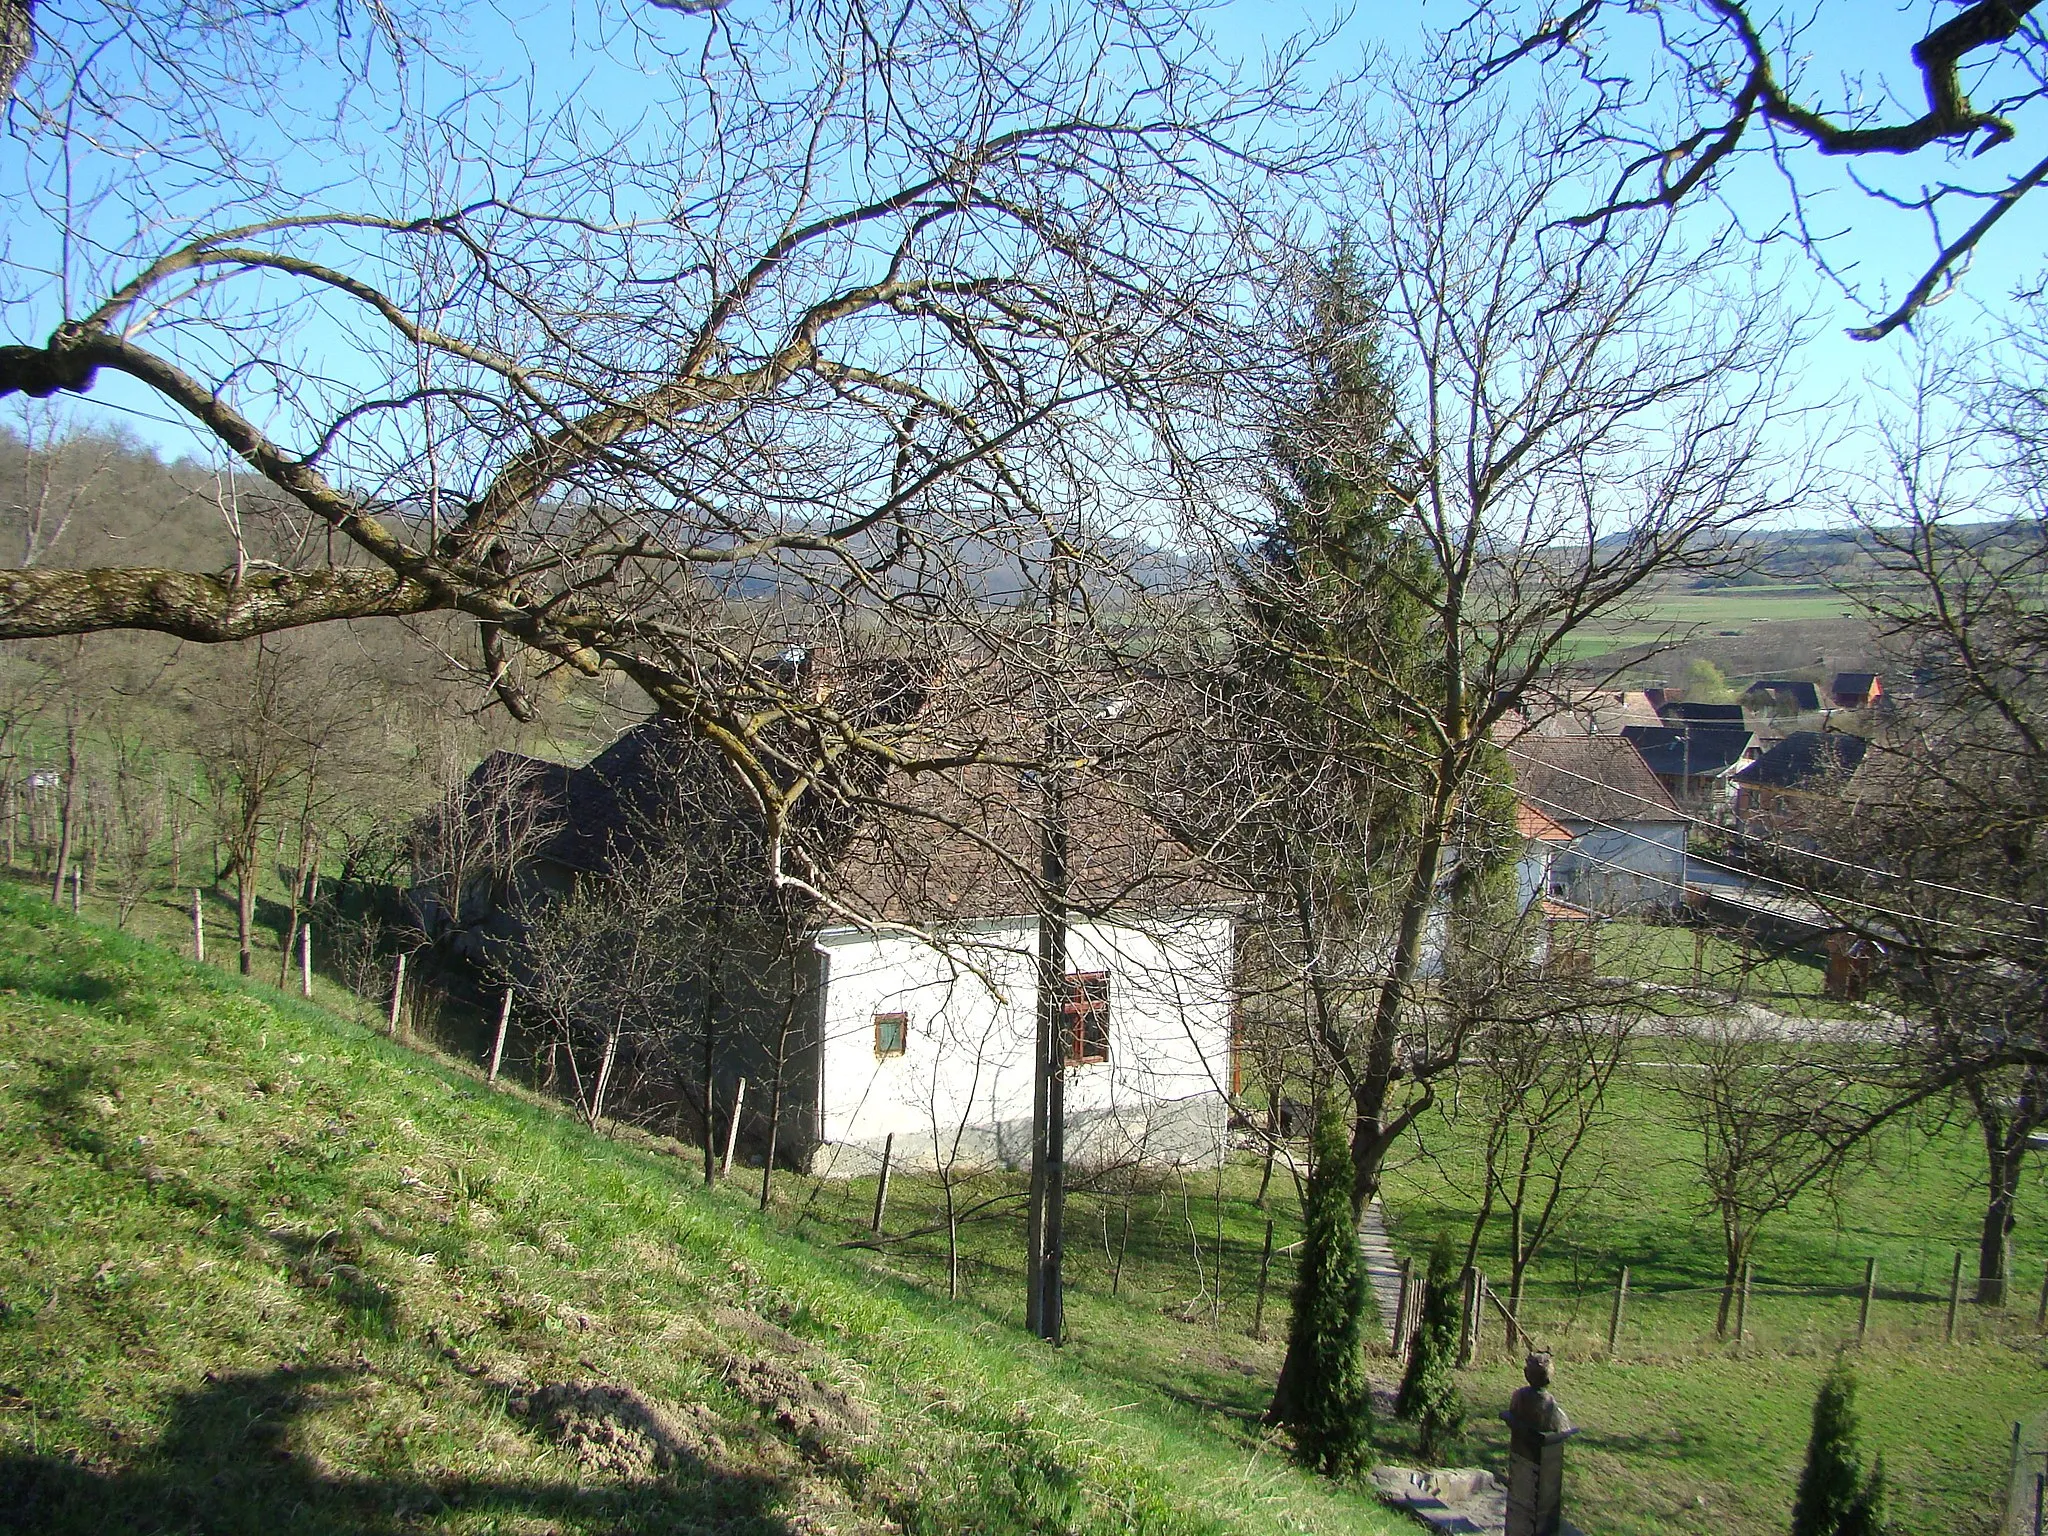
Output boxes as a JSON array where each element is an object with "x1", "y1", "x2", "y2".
[{"x1": 1025, "y1": 536, "x2": 1073, "y2": 1344}]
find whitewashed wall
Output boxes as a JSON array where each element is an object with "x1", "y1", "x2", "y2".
[
  {"x1": 809, "y1": 911, "x2": 1235, "y2": 1175},
  {"x1": 1552, "y1": 820, "x2": 1688, "y2": 911}
]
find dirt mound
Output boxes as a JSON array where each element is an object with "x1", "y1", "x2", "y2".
[
  {"x1": 720, "y1": 1352, "x2": 874, "y2": 1452},
  {"x1": 513, "y1": 1380, "x2": 714, "y2": 1478}
]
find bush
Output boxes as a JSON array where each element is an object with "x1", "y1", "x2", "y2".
[
  {"x1": 1791, "y1": 1361, "x2": 1887, "y2": 1536},
  {"x1": 1395, "y1": 1234, "x2": 1465, "y2": 1464},
  {"x1": 1265, "y1": 1098, "x2": 1373, "y2": 1476}
]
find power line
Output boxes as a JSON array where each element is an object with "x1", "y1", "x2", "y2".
[
  {"x1": 1498, "y1": 735, "x2": 2048, "y2": 921},
  {"x1": 1505, "y1": 776, "x2": 2041, "y2": 946}
]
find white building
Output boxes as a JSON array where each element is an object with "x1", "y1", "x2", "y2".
[
  {"x1": 810, "y1": 911, "x2": 1236, "y2": 1175},
  {"x1": 1509, "y1": 734, "x2": 1690, "y2": 911}
]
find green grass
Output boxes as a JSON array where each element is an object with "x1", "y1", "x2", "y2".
[
  {"x1": 0, "y1": 885, "x2": 1402, "y2": 1535},
  {"x1": 1381, "y1": 1066, "x2": 2048, "y2": 1536},
  {"x1": 7, "y1": 879, "x2": 2043, "y2": 1536},
  {"x1": 767, "y1": 1063, "x2": 2047, "y2": 1536}
]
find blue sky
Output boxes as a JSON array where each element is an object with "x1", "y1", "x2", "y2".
[{"x1": 9, "y1": 0, "x2": 2043, "y2": 500}]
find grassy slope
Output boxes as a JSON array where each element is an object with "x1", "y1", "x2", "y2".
[
  {"x1": 1382, "y1": 1067, "x2": 2048, "y2": 1536},
  {"x1": 0, "y1": 887, "x2": 1400, "y2": 1536}
]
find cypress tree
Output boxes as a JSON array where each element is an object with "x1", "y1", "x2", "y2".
[
  {"x1": 1792, "y1": 1361, "x2": 1887, "y2": 1536},
  {"x1": 1395, "y1": 1233, "x2": 1466, "y2": 1464},
  {"x1": 1265, "y1": 1096, "x2": 1373, "y2": 1475}
]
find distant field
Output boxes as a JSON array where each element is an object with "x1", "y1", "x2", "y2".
[{"x1": 1591, "y1": 586, "x2": 1858, "y2": 633}]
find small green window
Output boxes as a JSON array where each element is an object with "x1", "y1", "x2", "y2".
[{"x1": 874, "y1": 1011, "x2": 908, "y2": 1057}]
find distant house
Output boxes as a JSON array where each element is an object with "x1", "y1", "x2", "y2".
[
  {"x1": 1741, "y1": 678, "x2": 1822, "y2": 714},
  {"x1": 1508, "y1": 736, "x2": 1690, "y2": 912},
  {"x1": 1658, "y1": 699, "x2": 1746, "y2": 727},
  {"x1": 1830, "y1": 672, "x2": 1883, "y2": 709},
  {"x1": 1731, "y1": 730, "x2": 1872, "y2": 827},
  {"x1": 1618, "y1": 723, "x2": 1758, "y2": 806},
  {"x1": 1495, "y1": 686, "x2": 1661, "y2": 737}
]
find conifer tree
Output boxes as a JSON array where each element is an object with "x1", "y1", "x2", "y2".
[
  {"x1": 1395, "y1": 1233, "x2": 1465, "y2": 1464},
  {"x1": 1792, "y1": 1362, "x2": 1887, "y2": 1536},
  {"x1": 1265, "y1": 1096, "x2": 1374, "y2": 1475}
]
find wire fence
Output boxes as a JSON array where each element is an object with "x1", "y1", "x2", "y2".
[
  {"x1": 2003, "y1": 1409, "x2": 2048, "y2": 1536},
  {"x1": 1392, "y1": 1248, "x2": 2048, "y2": 1366}
]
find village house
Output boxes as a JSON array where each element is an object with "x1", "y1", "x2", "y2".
[
  {"x1": 1507, "y1": 735, "x2": 1691, "y2": 911},
  {"x1": 1657, "y1": 698, "x2": 1746, "y2": 728},
  {"x1": 1830, "y1": 671, "x2": 1884, "y2": 710},
  {"x1": 1741, "y1": 678, "x2": 1822, "y2": 715},
  {"x1": 1730, "y1": 729, "x2": 1872, "y2": 831},
  {"x1": 428, "y1": 669, "x2": 1590, "y2": 1178},
  {"x1": 1494, "y1": 685, "x2": 1662, "y2": 737},
  {"x1": 1618, "y1": 722, "x2": 1759, "y2": 808},
  {"x1": 426, "y1": 708, "x2": 1242, "y2": 1178}
]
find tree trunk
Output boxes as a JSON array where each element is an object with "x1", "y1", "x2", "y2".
[
  {"x1": 1347, "y1": 809, "x2": 1451, "y2": 1220},
  {"x1": 236, "y1": 861, "x2": 256, "y2": 975},
  {"x1": 699, "y1": 965, "x2": 720, "y2": 1185},
  {"x1": 50, "y1": 713, "x2": 78, "y2": 906},
  {"x1": 1969, "y1": 1076, "x2": 2042, "y2": 1304},
  {"x1": 1716, "y1": 1217, "x2": 1746, "y2": 1337},
  {"x1": 590, "y1": 1027, "x2": 620, "y2": 1127}
]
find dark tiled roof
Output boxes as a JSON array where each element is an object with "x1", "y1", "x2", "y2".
[
  {"x1": 1732, "y1": 730, "x2": 1870, "y2": 789},
  {"x1": 1831, "y1": 672, "x2": 1881, "y2": 701},
  {"x1": 1619, "y1": 724, "x2": 1756, "y2": 779},
  {"x1": 466, "y1": 664, "x2": 1224, "y2": 925},
  {"x1": 1742, "y1": 679, "x2": 1822, "y2": 711},
  {"x1": 1659, "y1": 700, "x2": 1746, "y2": 725},
  {"x1": 1508, "y1": 735, "x2": 1685, "y2": 827}
]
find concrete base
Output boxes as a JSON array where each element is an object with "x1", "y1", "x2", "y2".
[
  {"x1": 814, "y1": 1094, "x2": 1230, "y2": 1177},
  {"x1": 1370, "y1": 1466, "x2": 1586, "y2": 1536}
]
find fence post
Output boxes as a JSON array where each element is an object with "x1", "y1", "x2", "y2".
[
  {"x1": 1475, "y1": 1272, "x2": 1490, "y2": 1364},
  {"x1": 192, "y1": 889, "x2": 204, "y2": 962},
  {"x1": 299, "y1": 921, "x2": 313, "y2": 999},
  {"x1": 1392, "y1": 1256, "x2": 1413, "y2": 1358},
  {"x1": 722, "y1": 1077, "x2": 746, "y2": 1178},
  {"x1": 487, "y1": 988, "x2": 512, "y2": 1084},
  {"x1": 2037, "y1": 1261, "x2": 2048, "y2": 1330},
  {"x1": 1252, "y1": 1219, "x2": 1276, "y2": 1342},
  {"x1": 870, "y1": 1132, "x2": 894, "y2": 1235},
  {"x1": 70, "y1": 864, "x2": 80, "y2": 914},
  {"x1": 1857, "y1": 1256, "x2": 1877, "y2": 1344},
  {"x1": 387, "y1": 953, "x2": 406, "y2": 1037},
  {"x1": 1946, "y1": 1250, "x2": 1964, "y2": 1344},
  {"x1": 1608, "y1": 1266, "x2": 1630, "y2": 1354},
  {"x1": 1735, "y1": 1261, "x2": 1752, "y2": 1347}
]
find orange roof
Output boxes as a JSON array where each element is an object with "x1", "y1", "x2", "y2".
[
  {"x1": 1539, "y1": 897, "x2": 1600, "y2": 922},
  {"x1": 1515, "y1": 799, "x2": 1575, "y2": 843}
]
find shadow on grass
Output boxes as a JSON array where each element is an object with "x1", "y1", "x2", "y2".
[{"x1": 0, "y1": 1365, "x2": 800, "y2": 1536}]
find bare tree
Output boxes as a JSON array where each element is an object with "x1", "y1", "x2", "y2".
[
  {"x1": 1450, "y1": 2, "x2": 2048, "y2": 338},
  {"x1": 102, "y1": 699, "x2": 168, "y2": 928},
  {"x1": 1751, "y1": 313, "x2": 2048, "y2": 1303},
  {"x1": 515, "y1": 848, "x2": 697, "y2": 1128},
  {"x1": 1174, "y1": 75, "x2": 1804, "y2": 1225},
  {"x1": 1452, "y1": 993, "x2": 1634, "y2": 1348},
  {"x1": 1677, "y1": 1020, "x2": 1872, "y2": 1336},
  {"x1": 188, "y1": 638, "x2": 370, "y2": 974},
  {"x1": 0, "y1": 0, "x2": 1337, "y2": 901}
]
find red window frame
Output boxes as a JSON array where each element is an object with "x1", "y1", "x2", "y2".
[
  {"x1": 873, "y1": 1011, "x2": 908, "y2": 1058},
  {"x1": 1062, "y1": 971, "x2": 1109, "y2": 1064}
]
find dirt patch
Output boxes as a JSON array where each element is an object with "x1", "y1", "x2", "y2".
[
  {"x1": 512, "y1": 1380, "x2": 716, "y2": 1478},
  {"x1": 719, "y1": 1351, "x2": 874, "y2": 1454}
]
